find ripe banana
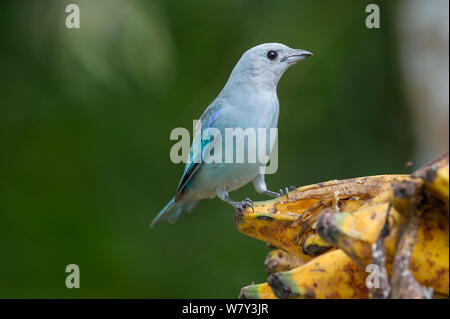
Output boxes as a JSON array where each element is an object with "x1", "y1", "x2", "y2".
[
  {"x1": 237, "y1": 153, "x2": 449, "y2": 299},
  {"x1": 236, "y1": 175, "x2": 410, "y2": 260},
  {"x1": 240, "y1": 282, "x2": 278, "y2": 299},
  {"x1": 264, "y1": 249, "x2": 307, "y2": 275},
  {"x1": 241, "y1": 249, "x2": 369, "y2": 299}
]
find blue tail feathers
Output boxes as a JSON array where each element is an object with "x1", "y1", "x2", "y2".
[{"x1": 150, "y1": 197, "x2": 198, "y2": 228}]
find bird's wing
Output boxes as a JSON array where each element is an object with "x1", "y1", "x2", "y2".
[{"x1": 175, "y1": 101, "x2": 226, "y2": 200}]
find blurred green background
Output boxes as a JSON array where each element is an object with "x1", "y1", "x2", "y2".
[{"x1": 0, "y1": 0, "x2": 446, "y2": 298}]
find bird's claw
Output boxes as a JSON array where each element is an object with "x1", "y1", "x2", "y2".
[
  {"x1": 280, "y1": 186, "x2": 296, "y2": 199},
  {"x1": 233, "y1": 198, "x2": 254, "y2": 212}
]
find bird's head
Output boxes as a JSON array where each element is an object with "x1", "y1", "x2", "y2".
[{"x1": 229, "y1": 43, "x2": 313, "y2": 90}]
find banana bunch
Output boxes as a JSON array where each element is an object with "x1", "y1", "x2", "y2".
[{"x1": 238, "y1": 153, "x2": 449, "y2": 299}]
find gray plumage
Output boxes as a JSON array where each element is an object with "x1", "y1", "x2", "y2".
[{"x1": 151, "y1": 43, "x2": 312, "y2": 227}]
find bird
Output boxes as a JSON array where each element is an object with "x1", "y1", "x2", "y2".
[{"x1": 151, "y1": 43, "x2": 312, "y2": 227}]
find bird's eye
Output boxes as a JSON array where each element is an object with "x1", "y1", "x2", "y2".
[{"x1": 267, "y1": 50, "x2": 278, "y2": 60}]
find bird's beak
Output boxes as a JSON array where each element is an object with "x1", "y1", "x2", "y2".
[{"x1": 282, "y1": 49, "x2": 313, "y2": 64}]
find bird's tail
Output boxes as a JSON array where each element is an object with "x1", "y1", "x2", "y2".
[{"x1": 150, "y1": 197, "x2": 198, "y2": 228}]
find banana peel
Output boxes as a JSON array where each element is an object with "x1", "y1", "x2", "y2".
[
  {"x1": 264, "y1": 249, "x2": 307, "y2": 274},
  {"x1": 267, "y1": 249, "x2": 368, "y2": 299},
  {"x1": 240, "y1": 282, "x2": 278, "y2": 299},
  {"x1": 237, "y1": 153, "x2": 449, "y2": 299},
  {"x1": 412, "y1": 153, "x2": 449, "y2": 204},
  {"x1": 242, "y1": 249, "x2": 369, "y2": 299},
  {"x1": 235, "y1": 175, "x2": 410, "y2": 260},
  {"x1": 317, "y1": 198, "x2": 449, "y2": 295}
]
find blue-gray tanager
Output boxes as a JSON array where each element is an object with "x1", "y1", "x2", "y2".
[{"x1": 151, "y1": 43, "x2": 312, "y2": 227}]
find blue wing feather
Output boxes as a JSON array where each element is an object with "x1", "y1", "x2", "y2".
[{"x1": 175, "y1": 102, "x2": 224, "y2": 200}]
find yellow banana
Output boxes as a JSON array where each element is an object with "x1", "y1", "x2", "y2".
[
  {"x1": 239, "y1": 282, "x2": 278, "y2": 299},
  {"x1": 317, "y1": 196, "x2": 449, "y2": 294},
  {"x1": 412, "y1": 152, "x2": 449, "y2": 204},
  {"x1": 236, "y1": 153, "x2": 449, "y2": 298},
  {"x1": 264, "y1": 249, "x2": 307, "y2": 274},
  {"x1": 236, "y1": 175, "x2": 410, "y2": 260},
  {"x1": 267, "y1": 249, "x2": 368, "y2": 299}
]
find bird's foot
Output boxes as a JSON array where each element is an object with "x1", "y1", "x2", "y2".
[
  {"x1": 262, "y1": 190, "x2": 281, "y2": 198},
  {"x1": 262, "y1": 186, "x2": 296, "y2": 199},
  {"x1": 233, "y1": 197, "x2": 254, "y2": 213},
  {"x1": 279, "y1": 186, "x2": 296, "y2": 199}
]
